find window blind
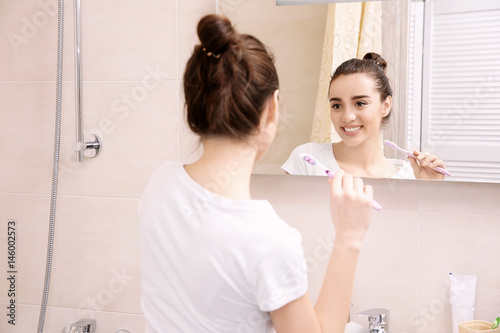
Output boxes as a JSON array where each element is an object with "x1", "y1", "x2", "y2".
[
  {"x1": 421, "y1": 0, "x2": 500, "y2": 183},
  {"x1": 407, "y1": 1, "x2": 424, "y2": 151}
]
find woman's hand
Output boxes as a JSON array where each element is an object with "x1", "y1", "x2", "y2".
[
  {"x1": 329, "y1": 170, "x2": 373, "y2": 249},
  {"x1": 408, "y1": 150, "x2": 447, "y2": 180}
]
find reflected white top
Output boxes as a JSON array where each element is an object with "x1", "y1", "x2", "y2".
[{"x1": 281, "y1": 143, "x2": 416, "y2": 179}]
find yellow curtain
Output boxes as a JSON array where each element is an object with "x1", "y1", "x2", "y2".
[{"x1": 310, "y1": 2, "x2": 382, "y2": 144}]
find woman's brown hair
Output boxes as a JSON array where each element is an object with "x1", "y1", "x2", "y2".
[
  {"x1": 183, "y1": 14, "x2": 279, "y2": 140},
  {"x1": 330, "y1": 52, "x2": 393, "y2": 123}
]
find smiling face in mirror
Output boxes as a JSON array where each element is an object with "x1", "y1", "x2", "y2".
[
  {"x1": 327, "y1": 54, "x2": 398, "y2": 178},
  {"x1": 282, "y1": 52, "x2": 450, "y2": 180},
  {"x1": 329, "y1": 72, "x2": 399, "y2": 178},
  {"x1": 330, "y1": 73, "x2": 391, "y2": 147},
  {"x1": 329, "y1": 54, "x2": 392, "y2": 146},
  {"x1": 281, "y1": 55, "x2": 417, "y2": 179}
]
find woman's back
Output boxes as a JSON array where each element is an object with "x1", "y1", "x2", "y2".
[{"x1": 139, "y1": 162, "x2": 307, "y2": 332}]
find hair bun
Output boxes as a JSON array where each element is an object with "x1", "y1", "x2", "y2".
[
  {"x1": 197, "y1": 14, "x2": 238, "y2": 55},
  {"x1": 363, "y1": 52, "x2": 387, "y2": 71}
]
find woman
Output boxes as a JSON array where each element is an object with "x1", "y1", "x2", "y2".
[
  {"x1": 282, "y1": 53, "x2": 447, "y2": 180},
  {"x1": 139, "y1": 14, "x2": 373, "y2": 333}
]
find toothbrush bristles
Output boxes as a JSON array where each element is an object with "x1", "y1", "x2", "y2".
[{"x1": 302, "y1": 154, "x2": 316, "y2": 165}]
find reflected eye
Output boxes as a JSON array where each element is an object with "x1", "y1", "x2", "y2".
[{"x1": 331, "y1": 104, "x2": 342, "y2": 110}]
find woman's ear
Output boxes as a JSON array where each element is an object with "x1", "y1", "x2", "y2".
[
  {"x1": 262, "y1": 89, "x2": 280, "y2": 126},
  {"x1": 382, "y1": 95, "x2": 392, "y2": 117},
  {"x1": 259, "y1": 90, "x2": 280, "y2": 133},
  {"x1": 269, "y1": 89, "x2": 280, "y2": 124}
]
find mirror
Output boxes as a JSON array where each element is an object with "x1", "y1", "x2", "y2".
[
  {"x1": 219, "y1": 0, "x2": 407, "y2": 175},
  {"x1": 218, "y1": 0, "x2": 500, "y2": 183}
]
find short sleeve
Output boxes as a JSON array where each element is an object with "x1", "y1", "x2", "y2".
[
  {"x1": 391, "y1": 159, "x2": 416, "y2": 179},
  {"x1": 250, "y1": 228, "x2": 308, "y2": 312}
]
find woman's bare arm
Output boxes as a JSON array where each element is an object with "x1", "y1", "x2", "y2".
[{"x1": 271, "y1": 171, "x2": 373, "y2": 332}]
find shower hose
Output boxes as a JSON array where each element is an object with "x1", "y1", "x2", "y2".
[{"x1": 37, "y1": 0, "x2": 64, "y2": 331}]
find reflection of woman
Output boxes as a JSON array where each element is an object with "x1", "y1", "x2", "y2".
[
  {"x1": 282, "y1": 53, "x2": 447, "y2": 180},
  {"x1": 139, "y1": 14, "x2": 373, "y2": 333}
]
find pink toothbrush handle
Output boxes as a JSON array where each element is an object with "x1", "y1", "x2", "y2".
[
  {"x1": 433, "y1": 166, "x2": 452, "y2": 177},
  {"x1": 371, "y1": 199, "x2": 382, "y2": 211},
  {"x1": 326, "y1": 171, "x2": 382, "y2": 211},
  {"x1": 404, "y1": 152, "x2": 451, "y2": 176}
]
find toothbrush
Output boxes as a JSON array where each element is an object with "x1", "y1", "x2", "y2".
[
  {"x1": 301, "y1": 153, "x2": 382, "y2": 211},
  {"x1": 384, "y1": 140, "x2": 452, "y2": 176},
  {"x1": 301, "y1": 153, "x2": 335, "y2": 178}
]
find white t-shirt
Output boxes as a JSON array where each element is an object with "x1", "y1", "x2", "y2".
[
  {"x1": 281, "y1": 143, "x2": 416, "y2": 179},
  {"x1": 138, "y1": 162, "x2": 308, "y2": 333}
]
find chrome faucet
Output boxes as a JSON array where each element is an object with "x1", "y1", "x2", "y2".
[
  {"x1": 63, "y1": 318, "x2": 96, "y2": 333},
  {"x1": 358, "y1": 308, "x2": 389, "y2": 333}
]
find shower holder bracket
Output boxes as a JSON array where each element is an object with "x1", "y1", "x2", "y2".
[{"x1": 73, "y1": 133, "x2": 102, "y2": 158}]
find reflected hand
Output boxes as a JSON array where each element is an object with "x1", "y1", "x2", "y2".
[
  {"x1": 329, "y1": 170, "x2": 373, "y2": 249},
  {"x1": 408, "y1": 150, "x2": 447, "y2": 180}
]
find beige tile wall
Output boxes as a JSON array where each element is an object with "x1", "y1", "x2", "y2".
[
  {"x1": 0, "y1": 0, "x2": 215, "y2": 331},
  {"x1": 252, "y1": 175, "x2": 500, "y2": 333},
  {"x1": 1, "y1": 1, "x2": 499, "y2": 333}
]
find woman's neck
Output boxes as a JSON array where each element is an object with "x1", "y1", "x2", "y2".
[
  {"x1": 332, "y1": 136, "x2": 398, "y2": 178},
  {"x1": 184, "y1": 138, "x2": 258, "y2": 200}
]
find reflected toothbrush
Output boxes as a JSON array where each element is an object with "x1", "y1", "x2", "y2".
[
  {"x1": 301, "y1": 153, "x2": 335, "y2": 178},
  {"x1": 384, "y1": 140, "x2": 451, "y2": 176},
  {"x1": 300, "y1": 153, "x2": 382, "y2": 211}
]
